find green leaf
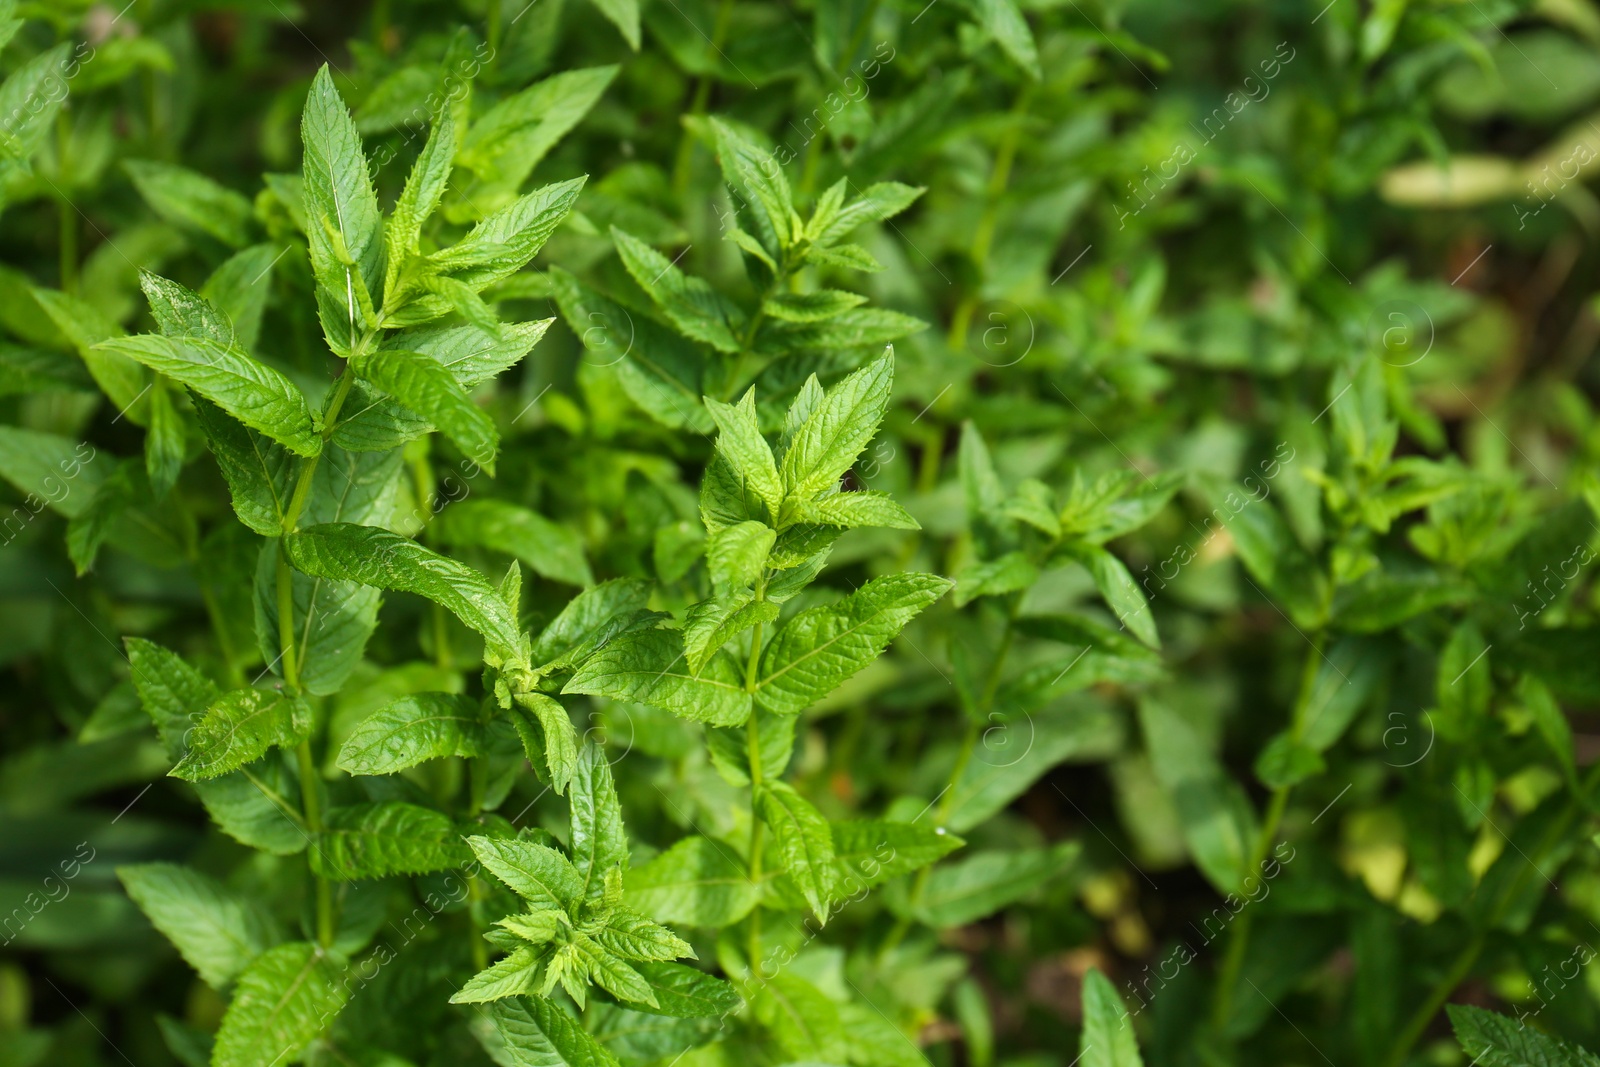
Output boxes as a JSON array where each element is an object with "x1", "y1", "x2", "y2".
[
  {"x1": 95, "y1": 334, "x2": 321, "y2": 457},
  {"x1": 125, "y1": 637, "x2": 221, "y2": 759},
  {"x1": 565, "y1": 629, "x2": 753, "y2": 727},
  {"x1": 211, "y1": 942, "x2": 347, "y2": 1067},
  {"x1": 595, "y1": 909, "x2": 694, "y2": 962},
  {"x1": 757, "y1": 573, "x2": 952, "y2": 715},
  {"x1": 335, "y1": 692, "x2": 483, "y2": 775},
  {"x1": 30, "y1": 286, "x2": 145, "y2": 415},
  {"x1": 456, "y1": 67, "x2": 616, "y2": 212},
  {"x1": 284, "y1": 523, "x2": 525, "y2": 666},
  {"x1": 433, "y1": 498, "x2": 593, "y2": 587},
  {"x1": 762, "y1": 289, "x2": 866, "y2": 322},
  {"x1": 706, "y1": 519, "x2": 775, "y2": 590},
  {"x1": 624, "y1": 961, "x2": 741, "y2": 1018},
  {"x1": 429, "y1": 177, "x2": 587, "y2": 291},
  {"x1": 191, "y1": 395, "x2": 293, "y2": 536},
  {"x1": 310, "y1": 801, "x2": 473, "y2": 879},
  {"x1": 589, "y1": 0, "x2": 641, "y2": 49},
  {"x1": 452, "y1": 945, "x2": 544, "y2": 1004},
  {"x1": 624, "y1": 835, "x2": 760, "y2": 927},
  {"x1": 1081, "y1": 967, "x2": 1144, "y2": 1067},
  {"x1": 1448, "y1": 1004, "x2": 1600, "y2": 1067},
  {"x1": 202, "y1": 244, "x2": 280, "y2": 354},
  {"x1": 384, "y1": 106, "x2": 456, "y2": 292},
  {"x1": 301, "y1": 65, "x2": 383, "y2": 345},
  {"x1": 829, "y1": 820, "x2": 964, "y2": 893},
  {"x1": 810, "y1": 182, "x2": 924, "y2": 246},
  {"x1": 973, "y1": 0, "x2": 1041, "y2": 78},
  {"x1": 469, "y1": 835, "x2": 584, "y2": 912},
  {"x1": 571, "y1": 742, "x2": 628, "y2": 901},
  {"x1": 758, "y1": 780, "x2": 835, "y2": 916},
  {"x1": 583, "y1": 941, "x2": 659, "y2": 1007},
  {"x1": 117, "y1": 863, "x2": 283, "y2": 990},
  {"x1": 485, "y1": 996, "x2": 621, "y2": 1067},
  {"x1": 1074, "y1": 545, "x2": 1160, "y2": 649},
  {"x1": 170, "y1": 688, "x2": 313, "y2": 782},
  {"x1": 907, "y1": 843, "x2": 1079, "y2": 927},
  {"x1": 707, "y1": 708, "x2": 794, "y2": 787},
  {"x1": 794, "y1": 490, "x2": 919, "y2": 530},
  {"x1": 124, "y1": 159, "x2": 255, "y2": 248},
  {"x1": 612, "y1": 228, "x2": 744, "y2": 354},
  {"x1": 0, "y1": 45, "x2": 72, "y2": 175},
  {"x1": 952, "y1": 551, "x2": 1037, "y2": 608},
  {"x1": 531, "y1": 578, "x2": 652, "y2": 667},
  {"x1": 514, "y1": 692, "x2": 579, "y2": 794},
  {"x1": 780, "y1": 351, "x2": 894, "y2": 498},
  {"x1": 143, "y1": 385, "x2": 184, "y2": 499},
  {"x1": 1253, "y1": 732, "x2": 1326, "y2": 789},
  {"x1": 0, "y1": 426, "x2": 103, "y2": 519},
  {"x1": 352, "y1": 346, "x2": 500, "y2": 474},
  {"x1": 709, "y1": 118, "x2": 798, "y2": 259},
  {"x1": 704, "y1": 389, "x2": 783, "y2": 519},
  {"x1": 683, "y1": 593, "x2": 780, "y2": 675},
  {"x1": 749, "y1": 972, "x2": 846, "y2": 1063}
]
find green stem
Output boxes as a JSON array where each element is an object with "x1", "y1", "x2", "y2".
[
  {"x1": 745, "y1": 611, "x2": 766, "y2": 973},
  {"x1": 297, "y1": 740, "x2": 335, "y2": 947},
  {"x1": 1382, "y1": 760, "x2": 1600, "y2": 1067},
  {"x1": 1212, "y1": 636, "x2": 1322, "y2": 1029},
  {"x1": 671, "y1": 0, "x2": 735, "y2": 198},
  {"x1": 884, "y1": 599, "x2": 1021, "y2": 954},
  {"x1": 947, "y1": 84, "x2": 1033, "y2": 352}
]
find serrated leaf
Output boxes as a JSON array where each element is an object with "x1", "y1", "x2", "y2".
[
  {"x1": 829, "y1": 820, "x2": 964, "y2": 894},
  {"x1": 709, "y1": 118, "x2": 798, "y2": 260},
  {"x1": 125, "y1": 637, "x2": 222, "y2": 760},
  {"x1": 908, "y1": 843, "x2": 1079, "y2": 927},
  {"x1": 531, "y1": 578, "x2": 653, "y2": 667},
  {"x1": 780, "y1": 351, "x2": 894, "y2": 497},
  {"x1": 595, "y1": 909, "x2": 694, "y2": 963},
  {"x1": 469, "y1": 835, "x2": 584, "y2": 912},
  {"x1": 810, "y1": 182, "x2": 923, "y2": 246},
  {"x1": 170, "y1": 688, "x2": 312, "y2": 782},
  {"x1": 486, "y1": 996, "x2": 621, "y2": 1067},
  {"x1": 118, "y1": 863, "x2": 283, "y2": 990},
  {"x1": 624, "y1": 835, "x2": 759, "y2": 927},
  {"x1": 211, "y1": 942, "x2": 347, "y2": 1067},
  {"x1": 571, "y1": 742, "x2": 628, "y2": 901},
  {"x1": 749, "y1": 972, "x2": 846, "y2": 1063},
  {"x1": 1447, "y1": 1004, "x2": 1600, "y2": 1067},
  {"x1": 452, "y1": 945, "x2": 545, "y2": 1004},
  {"x1": 433, "y1": 498, "x2": 592, "y2": 587},
  {"x1": 624, "y1": 961, "x2": 740, "y2": 1018},
  {"x1": 124, "y1": 159, "x2": 255, "y2": 248},
  {"x1": 757, "y1": 573, "x2": 951, "y2": 715},
  {"x1": 335, "y1": 692, "x2": 483, "y2": 775},
  {"x1": 565, "y1": 629, "x2": 752, "y2": 727},
  {"x1": 1074, "y1": 545, "x2": 1159, "y2": 649},
  {"x1": 613, "y1": 228, "x2": 744, "y2": 354},
  {"x1": 191, "y1": 395, "x2": 293, "y2": 536},
  {"x1": 974, "y1": 0, "x2": 1041, "y2": 78},
  {"x1": 794, "y1": 490, "x2": 919, "y2": 530},
  {"x1": 683, "y1": 593, "x2": 779, "y2": 675},
  {"x1": 704, "y1": 389, "x2": 783, "y2": 519},
  {"x1": 762, "y1": 289, "x2": 866, "y2": 322},
  {"x1": 1081, "y1": 967, "x2": 1143, "y2": 1067},
  {"x1": 429, "y1": 177, "x2": 586, "y2": 291},
  {"x1": 310, "y1": 801, "x2": 473, "y2": 879},
  {"x1": 456, "y1": 67, "x2": 616, "y2": 211},
  {"x1": 758, "y1": 780, "x2": 835, "y2": 917},
  {"x1": 284, "y1": 523, "x2": 524, "y2": 666},
  {"x1": 202, "y1": 244, "x2": 280, "y2": 354},
  {"x1": 515, "y1": 692, "x2": 579, "y2": 794},
  {"x1": 302, "y1": 65, "x2": 383, "y2": 348},
  {"x1": 95, "y1": 334, "x2": 321, "y2": 456},
  {"x1": 352, "y1": 346, "x2": 499, "y2": 473},
  {"x1": 384, "y1": 107, "x2": 455, "y2": 292},
  {"x1": 706, "y1": 519, "x2": 775, "y2": 590}
]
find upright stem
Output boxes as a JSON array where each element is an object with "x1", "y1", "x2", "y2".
[
  {"x1": 947, "y1": 84, "x2": 1033, "y2": 351},
  {"x1": 274, "y1": 333, "x2": 371, "y2": 954},
  {"x1": 745, "y1": 612, "x2": 766, "y2": 973},
  {"x1": 884, "y1": 598, "x2": 1020, "y2": 954},
  {"x1": 672, "y1": 0, "x2": 736, "y2": 198},
  {"x1": 297, "y1": 740, "x2": 335, "y2": 947},
  {"x1": 1212, "y1": 635, "x2": 1322, "y2": 1029}
]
